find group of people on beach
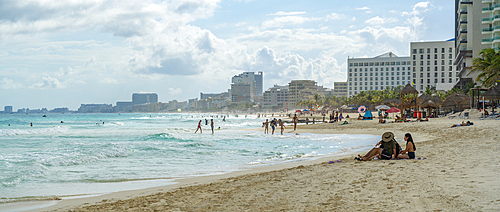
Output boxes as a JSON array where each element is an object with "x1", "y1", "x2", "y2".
[
  {"x1": 263, "y1": 118, "x2": 286, "y2": 135},
  {"x1": 356, "y1": 132, "x2": 416, "y2": 161}
]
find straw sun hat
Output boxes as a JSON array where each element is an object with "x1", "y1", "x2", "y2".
[{"x1": 381, "y1": 132, "x2": 394, "y2": 142}]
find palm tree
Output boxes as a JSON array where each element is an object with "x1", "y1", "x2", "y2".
[{"x1": 469, "y1": 48, "x2": 500, "y2": 88}]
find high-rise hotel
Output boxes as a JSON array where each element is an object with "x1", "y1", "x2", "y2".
[
  {"x1": 410, "y1": 40, "x2": 457, "y2": 93},
  {"x1": 347, "y1": 52, "x2": 411, "y2": 97},
  {"x1": 454, "y1": 0, "x2": 485, "y2": 89}
]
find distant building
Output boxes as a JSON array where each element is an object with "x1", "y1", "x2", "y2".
[
  {"x1": 78, "y1": 104, "x2": 113, "y2": 113},
  {"x1": 231, "y1": 72, "x2": 263, "y2": 99},
  {"x1": 50, "y1": 107, "x2": 69, "y2": 113},
  {"x1": 4, "y1": 106, "x2": 13, "y2": 113},
  {"x1": 263, "y1": 85, "x2": 288, "y2": 108},
  {"x1": 200, "y1": 92, "x2": 229, "y2": 100},
  {"x1": 347, "y1": 52, "x2": 411, "y2": 97},
  {"x1": 115, "y1": 102, "x2": 133, "y2": 112},
  {"x1": 333, "y1": 82, "x2": 348, "y2": 97},
  {"x1": 288, "y1": 80, "x2": 318, "y2": 105},
  {"x1": 231, "y1": 83, "x2": 251, "y2": 102},
  {"x1": 188, "y1": 98, "x2": 198, "y2": 108},
  {"x1": 132, "y1": 93, "x2": 158, "y2": 105},
  {"x1": 410, "y1": 40, "x2": 457, "y2": 93}
]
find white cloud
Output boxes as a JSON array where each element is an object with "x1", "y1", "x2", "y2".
[
  {"x1": 169, "y1": 87, "x2": 182, "y2": 95},
  {"x1": 365, "y1": 16, "x2": 399, "y2": 26},
  {"x1": 261, "y1": 16, "x2": 318, "y2": 29},
  {"x1": 326, "y1": 13, "x2": 347, "y2": 20},
  {"x1": 98, "y1": 78, "x2": 120, "y2": 84},
  {"x1": 355, "y1": 7, "x2": 370, "y2": 10},
  {"x1": 402, "y1": 1, "x2": 431, "y2": 16},
  {"x1": 269, "y1": 11, "x2": 307, "y2": 16},
  {"x1": 0, "y1": 78, "x2": 24, "y2": 89}
]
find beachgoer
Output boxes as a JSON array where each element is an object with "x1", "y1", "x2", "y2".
[
  {"x1": 346, "y1": 114, "x2": 350, "y2": 118},
  {"x1": 305, "y1": 117, "x2": 309, "y2": 125},
  {"x1": 264, "y1": 119, "x2": 269, "y2": 134},
  {"x1": 271, "y1": 118, "x2": 277, "y2": 135},
  {"x1": 279, "y1": 119, "x2": 285, "y2": 135},
  {"x1": 195, "y1": 120, "x2": 202, "y2": 134},
  {"x1": 357, "y1": 114, "x2": 363, "y2": 120},
  {"x1": 451, "y1": 121, "x2": 472, "y2": 128},
  {"x1": 339, "y1": 113, "x2": 343, "y2": 122},
  {"x1": 205, "y1": 119, "x2": 208, "y2": 125},
  {"x1": 312, "y1": 118, "x2": 315, "y2": 124},
  {"x1": 378, "y1": 116, "x2": 386, "y2": 124},
  {"x1": 398, "y1": 133, "x2": 416, "y2": 159},
  {"x1": 293, "y1": 114, "x2": 298, "y2": 131},
  {"x1": 485, "y1": 110, "x2": 489, "y2": 116},
  {"x1": 356, "y1": 132, "x2": 397, "y2": 161},
  {"x1": 30, "y1": 122, "x2": 33, "y2": 127},
  {"x1": 211, "y1": 119, "x2": 214, "y2": 134}
]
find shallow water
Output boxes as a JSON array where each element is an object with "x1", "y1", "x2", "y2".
[{"x1": 0, "y1": 113, "x2": 378, "y2": 201}]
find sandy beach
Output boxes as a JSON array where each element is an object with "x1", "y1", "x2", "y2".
[{"x1": 23, "y1": 110, "x2": 500, "y2": 211}]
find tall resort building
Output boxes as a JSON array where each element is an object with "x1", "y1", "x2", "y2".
[
  {"x1": 410, "y1": 40, "x2": 457, "y2": 93},
  {"x1": 454, "y1": 0, "x2": 485, "y2": 89},
  {"x1": 347, "y1": 52, "x2": 411, "y2": 97},
  {"x1": 231, "y1": 72, "x2": 263, "y2": 99}
]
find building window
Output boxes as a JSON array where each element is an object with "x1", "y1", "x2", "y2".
[
  {"x1": 413, "y1": 61, "x2": 416, "y2": 66},
  {"x1": 420, "y1": 79, "x2": 424, "y2": 83},
  {"x1": 434, "y1": 79, "x2": 438, "y2": 83},
  {"x1": 434, "y1": 73, "x2": 438, "y2": 77},
  {"x1": 420, "y1": 55, "x2": 424, "y2": 60},
  {"x1": 441, "y1": 79, "x2": 445, "y2": 83},
  {"x1": 427, "y1": 73, "x2": 430, "y2": 77},
  {"x1": 434, "y1": 67, "x2": 438, "y2": 71},
  {"x1": 434, "y1": 61, "x2": 437, "y2": 65},
  {"x1": 420, "y1": 67, "x2": 423, "y2": 71},
  {"x1": 434, "y1": 48, "x2": 437, "y2": 53},
  {"x1": 449, "y1": 48, "x2": 452, "y2": 53},
  {"x1": 420, "y1": 61, "x2": 424, "y2": 65},
  {"x1": 427, "y1": 55, "x2": 430, "y2": 59},
  {"x1": 419, "y1": 49, "x2": 424, "y2": 53},
  {"x1": 449, "y1": 66, "x2": 452, "y2": 71},
  {"x1": 412, "y1": 49, "x2": 417, "y2": 54},
  {"x1": 427, "y1": 79, "x2": 430, "y2": 83},
  {"x1": 442, "y1": 66, "x2": 445, "y2": 71},
  {"x1": 434, "y1": 54, "x2": 437, "y2": 59},
  {"x1": 427, "y1": 48, "x2": 430, "y2": 53},
  {"x1": 380, "y1": 72, "x2": 384, "y2": 76},
  {"x1": 441, "y1": 60, "x2": 444, "y2": 65},
  {"x1": 441, "y1": 48, "x2": 445, "y2": 53}
]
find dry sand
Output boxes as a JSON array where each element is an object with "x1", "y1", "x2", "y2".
[{"x1": 27, "y1": 110, "x2": 500, "y2": 211}]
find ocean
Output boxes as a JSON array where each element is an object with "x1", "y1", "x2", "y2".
[{"x1": 0, "y1": 113, "x2": 378, "y2": 203}]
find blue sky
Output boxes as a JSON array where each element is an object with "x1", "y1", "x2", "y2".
[{"x1": 0, "y1": 0, "x2": 454, "y2": 110}]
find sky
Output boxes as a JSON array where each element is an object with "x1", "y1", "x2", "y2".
[{"x1": 0, "y1": 0, "x2": 455, "y2": 110}]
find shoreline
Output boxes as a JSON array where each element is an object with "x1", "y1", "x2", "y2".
[
  {"x1": 12, "y1": 111, "x2": 500, "y2": 211},
  {"x1": 8, "y1": 118, "x2": 384, "y2": 212}
]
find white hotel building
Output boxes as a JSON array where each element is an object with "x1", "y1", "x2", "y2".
[
  {"x1": 347, "y1": 52, "x2": 411, "y2": 97},
  {"x1": 410, "y1": 40, "x2": 457, "y2": 93}
]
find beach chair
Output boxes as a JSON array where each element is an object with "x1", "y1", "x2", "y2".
[
  {"x1": 460, "y1": 112, "x2": 470, "y2": 119},
  {"x1": 448, "y1": 112, "x2": 461, "y2": 119}
]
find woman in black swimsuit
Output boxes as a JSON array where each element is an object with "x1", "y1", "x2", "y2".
[{"x1": 398, "y1": 133, "x2": 416, "y2": 159}]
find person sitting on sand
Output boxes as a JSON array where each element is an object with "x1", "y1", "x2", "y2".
[
  {"x1": 485, "y1": 110, "x2": 489, "y2": 116},
  {"x1": 416, "y1": 117, "x2": 429, "y2": 122},
  {"x1": 356, "y1": 132, "x2": 397, "y2": 161},
  {"x1": 398, "y1": 133, "x2": 416, "y2": 159},
  {"x1": 378, "y1": 116, "x2": 386, "y2": 124},
  {"x1": 451, "y1": 121, "x2": 472, "y2": 128},
  {"x1": 357, "y1": 114, "x2": 363, "y2": 120}
]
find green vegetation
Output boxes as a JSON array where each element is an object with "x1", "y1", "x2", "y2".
[{"x1": 469, "y1": 48, "x2": 500, "y2": 88}]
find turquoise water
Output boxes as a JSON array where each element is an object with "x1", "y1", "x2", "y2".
[{"x1": 0, "y1": 113, "x2": 377, "y2": 202}]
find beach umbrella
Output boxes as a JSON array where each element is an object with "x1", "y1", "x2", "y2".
[
  {"x1": 380, "y1": 98, "x2": 401, "y2": 107},
  {"x1": 375, "y1": 105, "x2": 391, "y2": 110},
  {"x1": 483, "y1": 83, "x2": 500, "y2": 100},
  {"x1": 295, "y1": 110, "x2": 302, "y2": 113},
  {"x1": 442, "y1": 93, "x2": 469, "y2": 110},
  {"x1": 386, "y1": 107, "x2": 401, "y2": 113},
  {"x1": 417, "y1": 94, "x2": 432, "y2": 107},
  {"x1": 302, "y1": 109, "x2": 309, "y2": 112},
  {"x1": 358, "y1": 105, "x2": 367, "y2": 113}
]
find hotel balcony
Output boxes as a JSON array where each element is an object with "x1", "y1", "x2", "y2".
[
  {"x1": 459, "y1": 28, "x2": 467, "y2": 34},
  {"x1": 482, "y1": 0, "x2": 494, "y2": 3},
  {"x1": 482, "y1": 38, "x2": 494, "y2": 45},
  {"x1": 459, "y1": 19, "x2": 468, "y2": 26},
  {"x1": 483, "y1": 27, "x2": 494, "y2": 34},
  {"x1": 460, "y1": 0, "x2": 473, "y2": 3},
  {"x1": 483, "y1": 17, "x2": 494, "y2": 24},
  {"x1": 483, "y1": 7, "x2": 494, "y2": 13},
  {"x1": 493, "y1": 36, "x2": 500, "y2": 43}
]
